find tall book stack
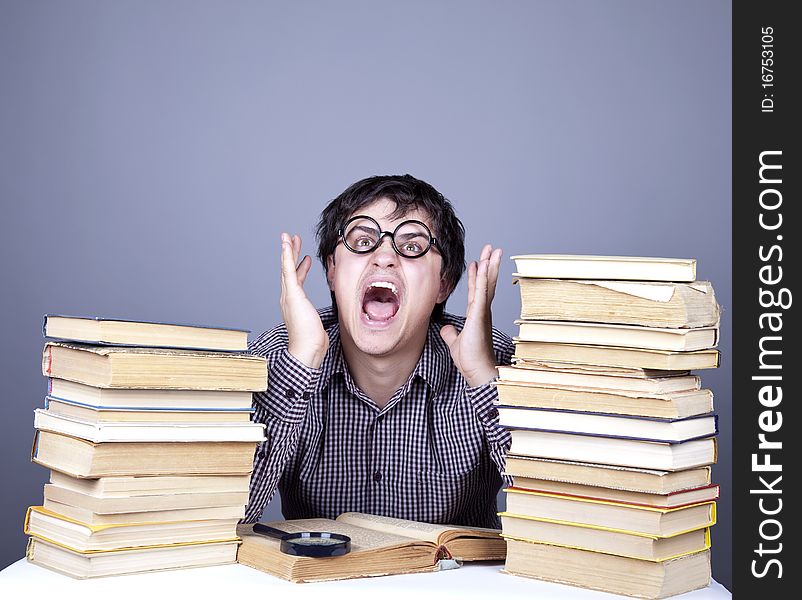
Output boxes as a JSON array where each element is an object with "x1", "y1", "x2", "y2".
[
  {"x1": 497, "y1": 255, "x2": 721, "y2": 599},
  {"x1": 25, "y1": 315, "x2": 268, "y2": 578}
]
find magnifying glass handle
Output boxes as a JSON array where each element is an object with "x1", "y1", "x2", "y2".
[{"x1": 253, "y1": 523, "x2": 291, "y2": 540}]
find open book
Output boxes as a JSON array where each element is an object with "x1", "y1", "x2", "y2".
[{"x1": 236, "y1": 512, "x2": 505, "y2": 582}]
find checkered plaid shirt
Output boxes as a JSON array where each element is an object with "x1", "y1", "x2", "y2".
[{"x1": 243, "y1": 307, "x2": 513, "y2": 528}]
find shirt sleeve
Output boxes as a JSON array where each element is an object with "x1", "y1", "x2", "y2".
[
  {"x1": 464, "y1": 325, "x2": 515, "y2": 487},
  {"x1": 242, "y1": 346, "x2": 321, "y2": 523},
  {"x1": 465, "y1": 378, "x2": 512, "y2": 487}
]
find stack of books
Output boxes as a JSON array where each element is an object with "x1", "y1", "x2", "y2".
[
  {"x1": 496, "y1": 255, "x2": 721, "y2": 599},
  {"x1": 25, "y1": 315, "x2": 267, "y2": 578}
]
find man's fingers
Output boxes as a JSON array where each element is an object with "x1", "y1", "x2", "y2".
[
  {"x1": 280, "y1": 233, "x2": 304, "y2": 296},
  {"x1": 487, "y1": 247, "x2": 503, "y2": 302},
  {"x1": 280, "y1": 233, "x2": 295, "y2": 279},
  {"x1": 439, "y1": 324, "x2": 459, "y2": 349},
  {"x1": 467, "y1": 260, "x2": 477, "y2": 305},
  {"x1": 297, "y1": 255, "x2": 312, "y2": 287},
  {"x1": 471, "y1": 258, "x2": 489, "y2": 317},
  {"x1": 292, "y1": 234, "x2": 302, "y2": 262}
]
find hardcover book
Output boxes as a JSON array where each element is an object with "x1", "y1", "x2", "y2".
[
  {"x1": 502, "y1": 456, "x2": 712, "y2": 495},
  {"x1": 33, "y1": 409, "x2": 266, "y2": 443},
  {"x1": 500, "y1": 513, "x2": 711, "y2": 562},
  {"x1": 495, "y1": 382, "x2": 713, "y2": 419},
  {"x1": 237, "y1": 512, "x2": 505, "y2": 583},
  {"x1": 47, "y1": 471, "x2": 251, "y2": 496},
  {"x1": 514, "y1": 278, "x2": 719, "y2": 328},
  {"x1": 44, "y1": 396, "x2": 254, "y2": 423},
  {"x1": 42, "y1": 483, "x2": 249, "y2": 514},
  {"x1": 47, "y1": 378, "x2": 253, "y2": 410},
  {"x1": 515, "y1": 321, "x2": 719, "y2": 352},
  {"x1": 503, "y1": 540, "x2": 711, "y2": 598},
  {"x1": 26, "y1": 536, "x2": 239, "y2": 579},
  {"x1": 43, "y1": 314, "x2": 249, "y2": 352},
  {"x1": 42, "y1": 499, "x2": 245, "y2": 525},
  {"x1": 503, "y1": 489, "x2": 716, "y2": 537},
  {"x1": 509, "y1": 254, "x2": 697, "y2": 282},
  {"x1": 25, "y1": 506, "x2": 239, "y2": 553},
  {"x1": 496, "y1": 365, "x2": 700, "y2": 393},
  {"x1": 508, "y1": 430, "x2": 717, "y2": 471},
  {"x1": 505, "y1": 477, "x2": 719, "y2": 509},
  {"x1": 42, "y1": 342, "x2": 268, "y2": 391},
  {"x1": 512, "y1": 341, "x2": 720, "y2": 371},
  {"x1": 498, "y1": 406, "x2": 718, "y2": 443},
  {"x1": 32, "y1": 430, "x2": 258, "y2": 478}
]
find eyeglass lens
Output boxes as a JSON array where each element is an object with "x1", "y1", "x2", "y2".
[{"x1": 343, "y1": 217, "x2": 432, "y2": 257}]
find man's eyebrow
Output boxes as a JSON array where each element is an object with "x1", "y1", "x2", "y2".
[
  {"x1": 350, "y1": 224, "x2": 380, "y2": 234},
  {"x1": 396, "y1": 231, "x2": 427, "y2": 241}
]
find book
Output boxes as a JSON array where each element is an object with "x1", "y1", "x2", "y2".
[
  {"x1": 43, "y1": 314, "x2": 250, "y2": 352},
  {"x1": 26, "y1": 536, "x2": 239, "y2": 579},
  {"x1": 25, "y1": 506, "x2": 239, "y2": 552},
  {"x1": 48, "y1": 471, "x2": 251, "y2": 496},
  {"x1": 42, "y1": 499, "x2": 245, "y2": 525},
  {"x1": 42, "y1": 342, "x2": 268, "y2": 391},
  {"x1": 503, "y1": 455, "x2": 712, "y2": 494},
  {"x1": 511, "y1": 358, "x2": 689, "y2": 378},
  {"x1": 42, "y1": 483, "x2": 248, "y2": 514},
  {"x1": 515, "y1": 321, "x2": 719, "y2": 352},
  {"x1": 513, "y1": 341, "x2": 721, "y2": 370},
  {"x1": 514, "y1": 279, "x2": 719, "y2": 328},
  {"x1": 506, "y1": 477, "x2": 719, "y2": 508},
  {"x1": 498, "y1": 406, "x2": 718, "y2": 443},
  {"x1": 32, "y1": 430, "x2": 258, "y2": 477},
  {"x1": 509, "y1": 254, "x2": 697, "y2": 282},
  {"x1": 503, "y1": 540, "x2": 711, "y2": 599},
  {"x1": 496, "y1": 365, "x2": 701, "y2": 393},
  {"x1": 508, "y1": 430, "x2": 717, "y2": 471},
  {"x1": 495, "y1": 382, "x2": 714, "y2": 419},
  {"x1": 503, "y1": 489, "x2": 716, "y2": 537},
  {"x1": 47, "y1": 378, "x2": 253, "y2": 410},
  {"x1": 500, "y1": 513, "x2": 711, "y2": 561},
  {"x1": 237, "y1": 512, "x2": 505, "y2": 582},
  {"x1": 33, "y1": 409, "x2": 266, "y2": 443},
  {"x1": 44, "y1": 397, "x2": 253, "y2": 423}
]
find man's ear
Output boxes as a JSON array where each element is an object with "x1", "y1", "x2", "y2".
[
  {"x1": 436, "y1": 277, "x2": 452, "y2": 304},
  {"x1": 326, "y1": 255, "x2": 336, "y2": 290}
]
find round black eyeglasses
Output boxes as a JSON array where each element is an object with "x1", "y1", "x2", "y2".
[{"x1": 337, "y1": 215, "x2": 438, "y2": 259}]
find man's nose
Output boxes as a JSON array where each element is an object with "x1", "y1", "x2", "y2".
[{"x1": 372, "y1": 235, "x2": 397, "y2": 267}]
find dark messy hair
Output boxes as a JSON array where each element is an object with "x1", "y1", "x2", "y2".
[{"x1": 316, "y1": 174, "x2": 466, "y2": 322}]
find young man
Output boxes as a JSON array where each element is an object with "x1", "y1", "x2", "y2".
[{"x1": 243, "y1": 175, "x2": 513, "y2": 528}]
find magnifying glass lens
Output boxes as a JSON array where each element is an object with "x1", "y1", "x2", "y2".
[
  {"x1": 285, "y1": 536, "x2": 344, "y2": 546},
  {"x1": 253, "y1": 523, "x2": 352, "y2": 557}
]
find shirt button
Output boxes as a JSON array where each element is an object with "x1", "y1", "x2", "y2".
[
  {"x1": 285, "y1": 388, "x2": 296, "y2": 399},
  {"x1": 487, "y1": 407, "x2": 499, "y2": 419},
  {"x1": 373, "y1": 470, "x2": 382, "y2": 482}
]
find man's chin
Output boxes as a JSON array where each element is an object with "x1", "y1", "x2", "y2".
[{"x1": 350, "y1": 311, "x2": 404, "y2": 355}]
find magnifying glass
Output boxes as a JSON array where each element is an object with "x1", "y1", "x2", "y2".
[{"x1": 252, "y1": 523, "x2": 352, "y2": 557}]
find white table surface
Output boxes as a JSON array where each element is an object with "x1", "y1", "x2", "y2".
[{"x1": 0, "y1": 557, "x2": 731, "y2": 599}]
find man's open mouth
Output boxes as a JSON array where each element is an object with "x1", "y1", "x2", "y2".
[{"x1": 361, "y1": 281, "x2": 401, "y2": 322}]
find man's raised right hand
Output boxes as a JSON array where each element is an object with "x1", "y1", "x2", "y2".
[{"x1": 280, "y1": 232, "x2": 329, "y2": 369}]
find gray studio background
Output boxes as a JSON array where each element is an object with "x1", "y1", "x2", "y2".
[{"x1": 0, "y1": 0, "x2": 732, "y2": 590}]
